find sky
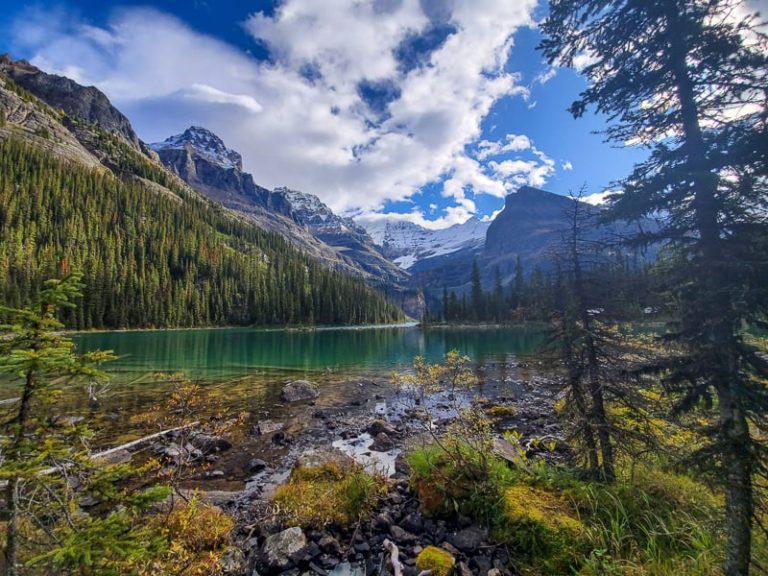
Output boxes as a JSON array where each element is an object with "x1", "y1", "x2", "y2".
[{"x1": 0, "y1": 0, "x2": 657, "y2": 228}]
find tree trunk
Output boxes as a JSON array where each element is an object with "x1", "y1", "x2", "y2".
[
  {"x1": 664, "y1": 4, "x2": 752, "y2": 571},
  {"x1": 720, "y1": 384, "x2": 753, "y2": 576},
  {"x1": 5, "y1": 370, "x2": 35, "y2": 576}
]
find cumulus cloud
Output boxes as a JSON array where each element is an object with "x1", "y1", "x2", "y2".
[{"x1": 9, "y1": 0, "x2": 547, "y2": 222}]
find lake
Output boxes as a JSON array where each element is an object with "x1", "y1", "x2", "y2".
[
  {"x1": 1, "y1": 324, "x2": 549, "y2": 444},
  {"x1": 71, "y1": 324, "x2": 548, "y2": 380}
]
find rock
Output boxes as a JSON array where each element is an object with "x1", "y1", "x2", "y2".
[
  {"x1": 248, "y1": 458, "x2": 268, "y2": 474},
  {"x1": 365, "y1": 420, "x2": 397, "y2": 437},
  {"x1": 261, "y1": 527, "x2": 308, "y2": 570},
  {"x1": 282, "y1": 380, "x2": 320, "y2": 402},
  {"x1": 469, "y1": 556, "x2": 492, "y2": 575},
  {"x1": 218, "y1": 547, "x2": 245, "y2": 574},
  {"x1": 394, "y1": 454, "x2": 411, "y2": 476},
  {"x1": 369, "y1": 432, "x2": 395, "y2": 452},
  {"x1": 327, "y1": 562, "x2": 365, "y2": 576},
  {"x1": 447, "y1": 526, "x2": 487, "y2": 553},
  {"x1": 374, "y1": 511, "x2": 394, "y2": 531},
  {"x1": 488, "y1": 569, "x2": 503, "y2": 576},
  {"x1": 400, "y1": 513, "x2": 423, "y2": 534},
  {"x1": 256, "y1": 420, "x2": 284, "y2": 435},
  {"x1": 190, "y1": 433, "x2": 233, "y2": 455},
  {"x1": 455, "y1": 561, "x2": 473, "y2": 576},
  {"x1": 296, "y1": 447, "x2": 354, "y2": 470},
  {"x1": 318, "y1": 535, "x2": 341, "y2": 556},
  {"x1": 390, "y1": 525, "x2": 418, "y2": 543}
]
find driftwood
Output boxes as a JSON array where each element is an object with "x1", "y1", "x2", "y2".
[
  {"x1": 30, "y1": 421, "x2": 202, "y2": 479},
  {"x1": 0, "y1": 397, "x2": 20, "y2": 406},
  {"x1": 91, "y1": 421, "x2": 200, "y2": 462},
  {"x1": 383, "y1": 539, "x2": 431, "y2": 576}
]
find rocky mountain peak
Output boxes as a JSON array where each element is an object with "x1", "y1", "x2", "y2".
[
  {"x1": 150, "y1": 126, "x2": 242, "y2": 171},
  {"x1": 0, "y1": 54, "x2": 141, "y2": 149}
]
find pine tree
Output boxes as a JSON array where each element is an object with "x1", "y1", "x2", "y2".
[
  {"x1": 0, "y1": 274, "x2": 115, "y2": 575},
  {"x1": 541, "y1": 2, "x2": 768, "y2": 572}
]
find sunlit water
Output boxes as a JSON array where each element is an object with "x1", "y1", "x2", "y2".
[{"x1": 0, "y1": 324, "x2": 548, "y2": 444}]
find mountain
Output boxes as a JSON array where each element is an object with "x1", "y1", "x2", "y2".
[
  {"x1": 0, "y1": 55, "x2": 405, "y2": 328},
  {"x1": 365, "y1": 217, "x2": 490, "y2": 270},
  {"x1": 405, "y1": 186, "x2": 654, "y2": 305},
  {"x1": 0, "y1": 54, "x2": 148, "y2": 155},
  {"x1": 150, "y1": 126, "x2": 409, "y2": 288}
]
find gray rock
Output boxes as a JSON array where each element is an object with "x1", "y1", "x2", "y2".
[
  {"x1": 190, "y1": 432, "x2": 233, "y2": 455},
  {"x1": 262, "y1": 527, "x2": 308, "y2": 570},
  {"x1": 365, "y1": 420, "x2": 397, "y2": 437},
  {"x1": 218, "y1": 547, "x2": 245, "y2": 574},
  {"x1": 369, "y1": 432, "x2": 395, "y2": 452},
  {"x1": 447, "y1": 526, "x2": 487, "y2": 552},
  {"x1": 400, "y1": 513, "x2": 423, "y2": 534},
  {"x1": 256, "y1": 420, "x2": 284, "y2": 435},
  {"x1": 389, "y1": 525, "x2": 418, "y2": 543},
  {"x1": 248, "y1": 458, "x2": 268, "y2": 474},
  {"x1": 282, "y1": 380, "x2": 320, "y2": 402}
]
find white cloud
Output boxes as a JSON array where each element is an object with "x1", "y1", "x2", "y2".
[
  {"x1": 9, "y1": 1, "x2": 542, "y2": 221},
  {"x1": 562, "y1": 160, "x2": 573, "y2": 170},
  {"x1": 185, "y1": 84, "x2": 263, "y2": 113},
  {"x1": 476, "y1": 133, "x2": 531, "y2": 160},
  {"x1": 581, "y1": 190, "x2": 618, "y2": 205}
]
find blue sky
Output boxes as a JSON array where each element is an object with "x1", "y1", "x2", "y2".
[{"x1": 0, "y1": 0, "x2": 648, "y2": 228}]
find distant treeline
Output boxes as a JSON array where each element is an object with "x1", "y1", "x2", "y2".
[
  {"x1": 431, "y1": 255, "x2": 659, "y2": 324},
  {"x1": 0, "y1": 138, "x2": 404, "y2": 328}
]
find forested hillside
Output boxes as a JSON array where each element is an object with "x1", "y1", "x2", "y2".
[{"x1": 0, "y1": 138, "x2": 404, "y2": 328}]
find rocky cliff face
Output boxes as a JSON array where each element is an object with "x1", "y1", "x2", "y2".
[
  {"x1": 0, "y1": 55, "x2": 144, "y2": 152},
  {"x1": 151, "y1": 127, "x2": 409, "y2": 288}
]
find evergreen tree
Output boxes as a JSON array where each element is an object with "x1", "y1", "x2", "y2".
[
  {"x1": 0, "y1": 139, "x2": 403, "y2": 329},
  {"x1": 470, "y1": 259, "x2": 483, "y2": 320},
  {"x1": 542, "y1": 1, "x2": 768, "y2": 572}
]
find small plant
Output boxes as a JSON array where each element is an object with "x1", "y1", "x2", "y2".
[{"x1": 273, "y1": 462, "x2": 386, "y2": 528}]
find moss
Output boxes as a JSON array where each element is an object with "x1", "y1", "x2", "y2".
[
  {"x1": 486, "y1": 405, "x2": 517, "y2": 419},
  {"x1": 273, "y1": 462, "x2": 386, "y2": 528},
  {"x1": 416, "y1": 546, "x2": 455, "y2": 576},
  {"x1": 504, "y1": 484, "x2": 583, "y2": 535}
]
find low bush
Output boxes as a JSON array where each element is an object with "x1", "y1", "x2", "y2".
[
  {"x1": 273, "y1": 462, "x2": 387, "y2": 528},
  {"x1": 407, "y1": 441, "x2": 726, "y2": 575}
]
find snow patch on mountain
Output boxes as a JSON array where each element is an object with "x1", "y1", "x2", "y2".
[
  {"x1": 150, "y1": 126, "x2": 242, "y2": 170},
  {"x1": 364, "y1": 217, "x2": 490, "y2": 270},
  {"x1": 275, "y1": 187, "x2": 370, "y2": 236}
]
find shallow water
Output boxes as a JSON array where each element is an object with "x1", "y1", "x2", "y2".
[{"x1": 0, "y1": 325, "x2": 548, "y2": 445}]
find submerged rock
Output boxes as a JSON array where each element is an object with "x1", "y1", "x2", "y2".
[
  {"x1": 282, "y1": 380, "x2": 320, "y2": 402},
  {"x1": 190, "y1": 433, "x2": 233, "y2": 455},
  {"x1": 261, "y1": 527, "x2": 308, "y2": 570}
]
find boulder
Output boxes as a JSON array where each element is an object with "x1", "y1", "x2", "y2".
[
  {"x1": 447, "y1": 525, "x2": 487, "y2": 552},
  {"x1": 190, "y1": 433, "x2": 233, "y2": 455},
  {"x1": 369, "y1": 432, "x2": 395, "y2": 452},
  {"x1": 255, "y1": 420, "x2": 284, "y2": 435},
  {"x1": 365, "y1": 420, "x2": 397, "y2": 437},
  {"x1": 282, "y1": 380, "x2": 320, "y2": 402},
  {"x1": 261, "y1": 527, "x2": 308, "y2": 570}
]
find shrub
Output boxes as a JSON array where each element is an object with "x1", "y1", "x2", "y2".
[{"x1": 273, "y1": 462, "x2": 386, "y2": 528}]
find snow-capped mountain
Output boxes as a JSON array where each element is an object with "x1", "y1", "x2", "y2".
[
  {"x1": 364, "y1": 217, "x2": 490, "y2": 270},
  {"x1": 149, "y1": 126, "x2": 408, "y2": 288},
  {"x1": 150, "y1": 126, "x2": 243, "y2": 170},
  {"x1": 274, "y1": 187, "x2": 370, "y2": 237}
]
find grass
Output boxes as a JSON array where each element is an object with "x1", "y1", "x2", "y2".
[
  {"x1": 273, "y1": 462, "x2": 387, "y2": 529},
  {"x1": 407, "y1": 441, "x2": 726, "y2": 575}
]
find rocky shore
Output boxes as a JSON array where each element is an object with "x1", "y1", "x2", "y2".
[{"x1": 148, "y1": 363, "x2": 565, "y2": 576}]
